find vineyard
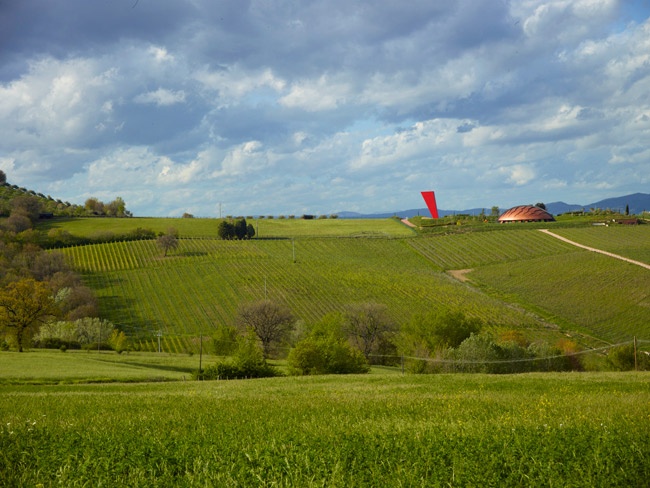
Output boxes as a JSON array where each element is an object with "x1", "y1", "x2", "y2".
[
  {"x1": 550, "y1": 225, "x2": 650, "y2": 264},
  {"x1": 61, "y1": 236, "x2": 557, "y2": 353},
  {"x1": 56, "y1": 219, "x2": 650, "y2": 353},
  {"x1": 469, "y1": 251, "x2": 650, "y2": 343}
]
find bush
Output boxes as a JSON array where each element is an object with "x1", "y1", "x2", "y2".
[
  {"x1": 607, "y1": 344, "x2": 650, "y2": 371},
  {"x1": 197, "y1": 333, "x2": 278, "y2": 380},
  {"x1": 288, "y1": 336, "x2": 369, "y2": 375}
]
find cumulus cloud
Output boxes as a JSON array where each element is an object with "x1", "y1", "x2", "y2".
[{"x1": 0, "y1": 1, "x2": 648, "y2": 216}]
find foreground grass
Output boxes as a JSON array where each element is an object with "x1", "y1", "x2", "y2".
[{"x1": 1, "y1": 373, "x2": 648, "y2": 486}]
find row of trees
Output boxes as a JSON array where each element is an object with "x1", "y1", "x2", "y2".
[
  {"x1": 203, "y1": 300, "x2": 647, "y2": 378},
  {"x1": 0, "y1": 172, "x2": 131, "y2": 219}
]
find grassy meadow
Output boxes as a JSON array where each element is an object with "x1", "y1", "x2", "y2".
[{"x1": 1, "y1": 371, "x2": 648, "y2": 486}]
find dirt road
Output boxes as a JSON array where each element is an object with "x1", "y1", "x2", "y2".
[{"x1": 539, "y1": 229, "x2": 650, "y2": 270}]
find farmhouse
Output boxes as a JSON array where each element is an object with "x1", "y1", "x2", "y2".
[{"x1": 498, "y1": 205, "x2": 555, "y2": 223}]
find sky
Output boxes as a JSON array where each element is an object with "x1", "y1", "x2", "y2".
[{"x1": 1, "y1": 0, "x2": 649, "y2": 217}]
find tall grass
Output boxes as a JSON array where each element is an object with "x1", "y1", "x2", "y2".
[{"x1": 1, "y1": 373, "x2": 648, "y2": 486}]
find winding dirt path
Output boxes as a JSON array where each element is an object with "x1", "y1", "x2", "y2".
[{"x1": 539, "y1": 229, "x2": 650, "y2": 270}]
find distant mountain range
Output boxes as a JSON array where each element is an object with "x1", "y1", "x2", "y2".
[{"x1": 337, "y1": 193, "x2": 650, "y2": 219}]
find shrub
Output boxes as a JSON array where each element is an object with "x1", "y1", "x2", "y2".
[
  {"x1": 607, "y1": 344, "x2": 650, "y2": 371},
  {"x1": 288, "y1": 336, "x2": 369, "y2": 375},
  {"x1": 197, "y1": 332, "x2": 278, "y2": 380}
]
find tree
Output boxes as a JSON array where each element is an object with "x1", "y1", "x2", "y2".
[
  {"x1": 11, "y1": 195, "x2": 42, "y2": 224},
  {"x1": 84, "y1": 197, "x2": 104, "y2": 215},
  {"x1": 534, "y1": 202, "x2": 546, "y2": 210},
  {"x1": 625, "y1": 204, "x2": 630, "y2": 216},
  {"x1": 490, "y1": 206, "x2": 500, "y2": 218},
  {"x1": 399, "y1": 310, "x2": 483, "y2": 359},
  {"x1": 0, "y1": 278, "x2": 59, "y2": 351},
  {"x1": 157, "y1": 228, "x2": 179, "y2": 257},
  {"x1": 0, "y1": 170, "x2": 6, "y2": 185},
  {"x1": 234, "y1": 218, "x2": 248, "y2": 240},
  {"x1": 236, "y1": 300, "x2": 294, "y2": 357},
  {"x1": 343, "y1": 302, "x2": 397, "y2": 360},
  {"x1": 217, "y1": 220, "x2": 235, "y2": 240},
  {"x1": 288, "y1": 335, "x2": 369, "y2": 375},
  {"x1": 246, "y1": 223, "x2": 256, "y2": 239}
]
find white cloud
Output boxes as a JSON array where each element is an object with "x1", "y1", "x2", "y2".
[
  {"x1": 500, "y1": 164, "x2": 537, "y2": 186},
  {"x1": 134, "y1": 88, "x2": 186, "y2": 106},
  {"x1": 279, "y1": 75, "x2": 352, "y2": 111},
  {"x1": 0, "y1": 1, "x2": 648, "y2": 216}
]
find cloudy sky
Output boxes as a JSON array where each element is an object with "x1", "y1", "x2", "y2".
[{"x1": 1, "y1": 1, "x2": 649, "y2": 217}]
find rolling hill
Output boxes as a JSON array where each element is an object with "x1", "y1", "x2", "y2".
[{"x1": 47, "y1": 217, "x2": 650, "y2": 354}]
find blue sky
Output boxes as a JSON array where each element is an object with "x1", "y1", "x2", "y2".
[{"x1": 1, "y1": 0, "x2": 649, "y2": 216}]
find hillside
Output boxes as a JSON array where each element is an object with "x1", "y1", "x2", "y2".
[{"x1": 50, "y1": 218, "x2": 650, "y2": 355}]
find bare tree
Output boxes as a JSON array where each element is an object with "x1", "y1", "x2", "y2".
[
  {"x1": 344, "y1": 302, "x2": 397, "y2": 360},
  {"x1": 156, "y1": 228, "x2": 179, "y2": 257},
  {"x1": 236, "y1": 300, "x2": 294, "y2": 357}
]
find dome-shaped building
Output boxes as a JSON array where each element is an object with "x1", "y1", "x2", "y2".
[{"x1": 498, "y1": 205, "x2": 555, "y2": 223}]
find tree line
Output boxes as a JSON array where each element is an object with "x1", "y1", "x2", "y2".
[{"x1": 199, "y1": 299, "x2": 647, "y2": 379}]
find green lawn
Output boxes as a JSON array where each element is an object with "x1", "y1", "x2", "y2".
[{"x1": 1, "y1": 372, "x2": 648, "y2": 486}]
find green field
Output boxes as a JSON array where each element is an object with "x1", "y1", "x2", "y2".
[
  {"x1": 1, "y1": 370, "x2": 648, "y2": 486},
  {"x1": 38, "y1": 216, "x2": 415, "y2": 239},
  {"x1": 60, "y1": 236, "x2": 562, "y2": 353},
  {"x1": 551, "y1": 226, "x2": 650, "y2": 264},
  {"x1": 3, "y1": 217, "x2": 650, "y2": 486},
  {"x1": 51, "y1": 218, "x2": 650, "y2": 352}
]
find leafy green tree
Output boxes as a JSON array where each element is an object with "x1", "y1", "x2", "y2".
[
  {"x1": 199, "y1": 331, "x2": 278, "y2": 379},
  {"x1": 217, "y1": 220, "x2": 235, "y2": 240},
  {"x1": 0, "y1": 278, "x2": 59, "y2": 352},
  {"x1": 343, "y1": 302, "x2": 397, "y2": 360},
  {"x1": 288, "y1": 335, "x2": 369, "y2": 375},
  {"x1": 108, "y1": 329, "x2": 128, "y2": 353},
  {"x1": 236, "y1": 300, "x2": 294, "y2": 358},
  {"x1": 234, "y1": 218, "x2": 248, "y2": 240},
  {"x1": 246, "y1": 223, "x2": 256, "y2": 239}
]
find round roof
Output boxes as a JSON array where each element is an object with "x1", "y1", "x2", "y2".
[{"x1": 498, "y1": 205, "x2": 555, "y2": 223}]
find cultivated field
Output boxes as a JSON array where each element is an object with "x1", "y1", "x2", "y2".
[
  {"x1": 1, "y1": 371, "x2": 648, "y2": 486},
  {"x1": 60, "y1": 236, "x2": 562, "y2": 353},
  {"x1": 52, "y1": 218, "x2": 650, "y2": 352}
]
